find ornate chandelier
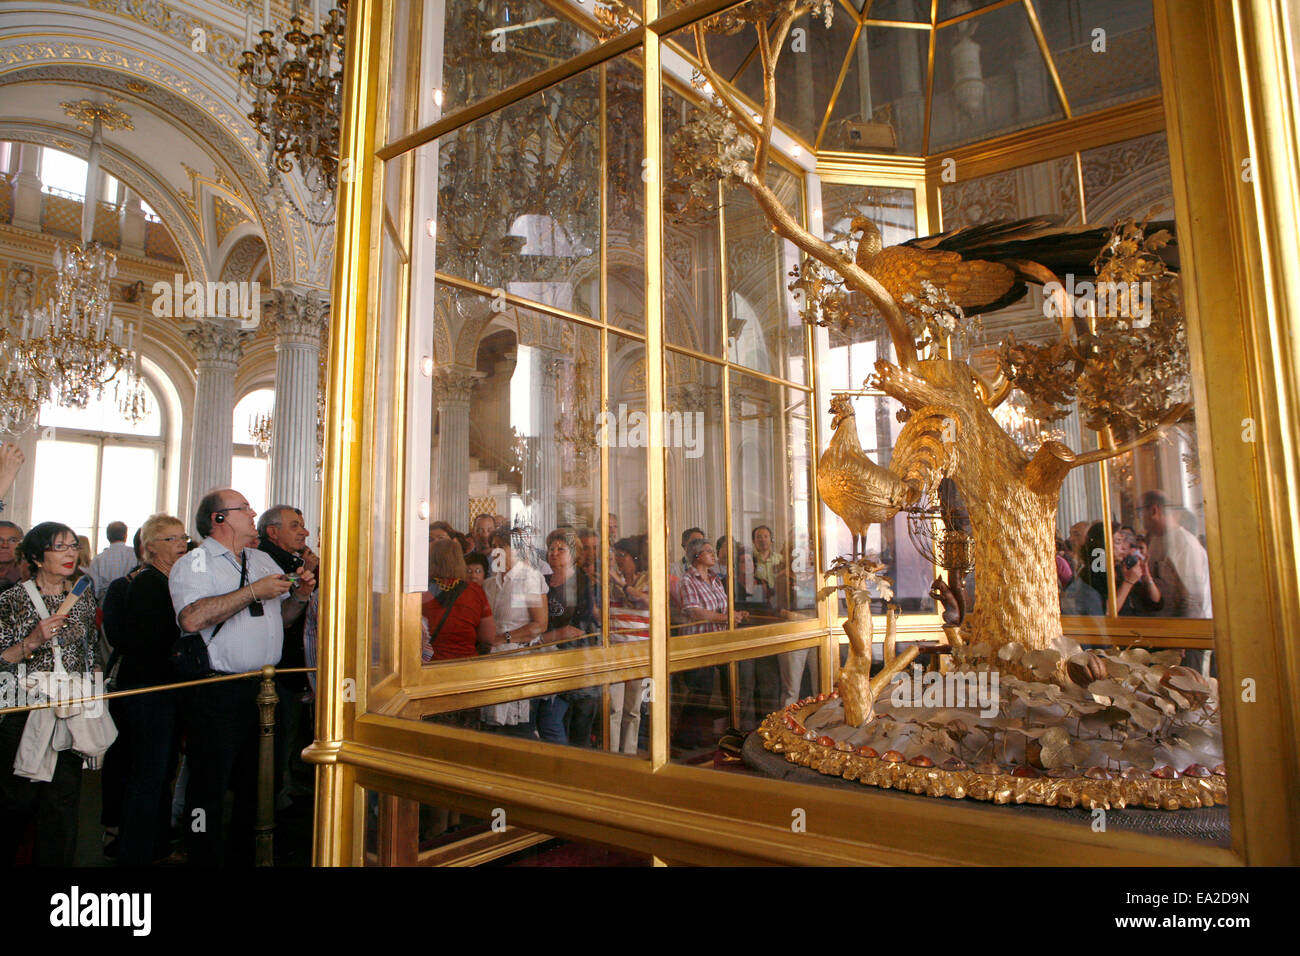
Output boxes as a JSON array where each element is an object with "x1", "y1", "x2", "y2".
[
  {"x1": 250, "y1": 409, "x2": 274, "y2": 457},
  {"x1": 239, "y1": 0, "x2": 349, "y2": 213},
  {"x1": 115, "y1": 360, "x2": 152, "y2": 426}
]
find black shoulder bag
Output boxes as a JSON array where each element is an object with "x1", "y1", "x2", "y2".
[{"x1": 170, "y1": 553, "x2": 245, "y2": 678}]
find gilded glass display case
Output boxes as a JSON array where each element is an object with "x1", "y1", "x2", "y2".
[{"x1": 306, "y1": 0, "x2": 1300, "y2": 865}]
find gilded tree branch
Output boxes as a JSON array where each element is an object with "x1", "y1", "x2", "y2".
[
  {"x1": 1068, "y1": 402, "x2": 1192, "y2": 468},
  {"x1": 691, "y1": 23, "x2": 765, "y2": 142}
]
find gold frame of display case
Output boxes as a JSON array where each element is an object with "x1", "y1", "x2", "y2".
[{"x1": 307, "y1": 0, "x2": 1300, "y2": 866}]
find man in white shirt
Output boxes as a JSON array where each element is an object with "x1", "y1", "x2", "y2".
[
  {"x1": 88, "y1": 521, "x2": 136, "y2": 600},
  {"x1": 169, "y1": 488, "x2": 315, "y2": 866},
  {"x1": 1141, "y1": 490, "x2": 1212, "y2": 618}
]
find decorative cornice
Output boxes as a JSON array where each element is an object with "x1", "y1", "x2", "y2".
[
  {"x1": 262, "y1": 287, "x2": 329, "y2": 344},
  {"x1": 184, "y1": 318, "x2": 252, "y2": 368},
  {"x1": 431, "y1": 366, "x2": 482, "y2": 404}
]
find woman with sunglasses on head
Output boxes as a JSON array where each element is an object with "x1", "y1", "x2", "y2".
[{"x1": 0, "y1": 522, "x2": 101, "y2": 865}]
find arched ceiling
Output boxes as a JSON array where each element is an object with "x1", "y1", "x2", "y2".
[{"x1": 0, "y1": 0, "x2": 337, "y2": 290}]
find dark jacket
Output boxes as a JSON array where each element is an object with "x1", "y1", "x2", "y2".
[{"x1": 259, "y1": 537, "x2": 308, "y2": 691}]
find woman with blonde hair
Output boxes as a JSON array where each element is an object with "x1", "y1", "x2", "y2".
[
  {"x1": 115, "y1": 513, "x2": 190, "y2": 864},
  {"x1": 421, "y1": 537, "x2": 494, "y2": 662}
]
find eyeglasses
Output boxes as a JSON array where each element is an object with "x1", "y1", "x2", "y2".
[
  {"x1": 214, "y1": 505, "x2": 256, "y2": 516},
  {"x1": 0, "y1": 537, "x2": 21, "y2": 546},
  {"x1": 47, "y1": 542, "x2": 79, "y2": 553}
]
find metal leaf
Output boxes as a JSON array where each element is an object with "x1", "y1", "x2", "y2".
[{"x1": 997, "y1": 641, "x2": 1025, "y2": 663}]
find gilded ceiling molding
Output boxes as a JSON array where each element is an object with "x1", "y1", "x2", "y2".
[
  {"x1": 0, "y1": 47, "x2": 310, "y2": 285},
  {"x1": 80, "y1": 0, "x2": 247, "y2": 79},
  {"x1": 0, "y1": 121, "x2": 206, "y2": 282}
]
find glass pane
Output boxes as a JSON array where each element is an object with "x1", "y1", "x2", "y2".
[
  {"x1": 39, "y1": 367, "x2": 163, "y2": 437},
  {"x1": 1081, "y1": 131, "x2": 1174, "y2": 224},
  {"x1": 606, "y1": 332, "x2": 649, "y2": 637},
  {"x1": 732, "y1": 8, "x2": 859, "y2": 147},
  {"x1": 662, "y1": 85, "x2": 724, "y2": 355},
  {"x1": 724, "y1": 169, "x2": 808, "y2": 384},
  {"x1": 826, "y1": 26, "x2": 929, "y2": 154},
  {"x1": 232, "y1": 454, "x2": 269, "y2": 521},
  {"x1": 30, "y1": 439, "x2": 98, "y2": 541},
  {"x1": 929, "y1": 4, "x2": 1065, "y2": 151},
  {"x1": 414, "y1": 0, "x2": 598, "y2": 134},
  {"x1": 1108, "y1": 417, "x2": 1212, "y2": 620},
  {"x1": 1034, "y1": 0, "x2": 1160, "y2": 115},
  {"x1": 868, "y1": 0, "x2": 928, "y2": 22},
  {"x1": 941, "y1": 155, "x2": 1081, "y2": 230},
  {"x1": 728, "y1": 373, "x2": 816, "y2": 629},
  {"x1": 414, "y1": 676, "x2": 652, "y2": 753},
  {"x1": 937, "y1": 0, "x2": 1003, "y2": 21},
  {"x1": 664, "y1": 353, "x2": 726, "y2": 634},
  {"x1": 432, "y1": 63, "x2": 601, "y2": 317},
  {"x1": 97, "y1": 445, "x2": 159, "y2": 553},
  {"x1": 606, "y1": 57, "x2": 647, "y2": 335},
  {"x1": 425, "y1": 286, "x2": 603, "y2": 652},
  {"x1": 232, "y1": 388, "x2": 275, "y2": 445},
  {"x1": 1054, "y1": 409, "x2": 1104, "y2": 617}
]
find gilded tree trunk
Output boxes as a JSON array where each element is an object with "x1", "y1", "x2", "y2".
[{"x1": 876, "y1": 359, "x2": 1067, "y2": 654}]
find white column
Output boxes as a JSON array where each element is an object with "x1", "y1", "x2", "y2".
[
  {"x1": 12, "y1": 144, "x2": 42, "y2": 231},
  {"x1": 120, "y1": 186, "x2": 146, "y2": 256},
  {"x1": 524, "y1": 350, "x2": 560, "y2": 538},
  {"x1": 431, "y1": 366, "x2": 479, "y2": 529},
  {"x1": 184, "y1": 319, "x2": 251, "y2": 534},
  {"x1": 264, "y1": 289, "x2": 329, "y2": 536}
]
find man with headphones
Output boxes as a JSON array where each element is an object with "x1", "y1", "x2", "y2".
[{"x1": 169, "y1": 488, "x2": 316, "y2": 866}]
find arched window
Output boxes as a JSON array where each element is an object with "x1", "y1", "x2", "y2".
[
  {"x1": 29, "y1": 369, "x2": 166, "y2": 552},
  {"x1": 233, "y1": 388, "x2": 274, "y2": 518}
]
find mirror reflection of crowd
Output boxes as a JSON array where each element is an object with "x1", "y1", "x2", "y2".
[
  {"x1": 422, "y1": 511, "x2": 819, "y2": 755},
  {"x1": 1056, "y1": 489, "x2": 1215, "y2": 671}
]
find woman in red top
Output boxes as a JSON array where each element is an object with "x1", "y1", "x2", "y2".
[{"x1": 422, "y1": 539, "x2": 494, "y2": 661}]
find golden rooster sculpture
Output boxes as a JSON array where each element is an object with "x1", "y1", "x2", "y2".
[{"x1": 818, "y1": 394, "x2": 957, "y2": 558}]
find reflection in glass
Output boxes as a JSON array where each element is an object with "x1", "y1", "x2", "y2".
[
  {"x1": 732, "y1": 10, "x2": 859, "y2": 147},
  {"x1": 929, "y1": 4, "x2": 1064, "y2": 151},
  {"x1": 1033, "y1": 0, "x2": 1159, "y2": 115},
  {"x1": 434, "y1": 68, "x2": 601, "y2": 316},
  {"x1": 434, "y1": 0, "x2": 597, "y2": 121},
  {"x1": 663, "y1": 88, "x2": 724, "y2": 355},
  {"x1": 826, "y1": 26, "x2": 928, "y2": 154},
  {"x1": 728, "y1": 373, "x2": 816, "y2": 630},
  {"x1": 1081, "y1": 131, "x2": 1174, "y2": 225},
  {"x1": 1109, "y1": 419, "x2": 1212, "y2": 620},
  {"x1": 724, "y1": 170, "x2": 807, "y2": 384}
]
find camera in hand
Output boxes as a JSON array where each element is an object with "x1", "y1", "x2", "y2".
[{"x1": 1123, "y1": 554, "x2": 1140, "y2": 569}]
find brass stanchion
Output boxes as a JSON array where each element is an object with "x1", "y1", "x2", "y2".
[{"x1": 255, "y1": 665, "x2": 278, "y2": 867}]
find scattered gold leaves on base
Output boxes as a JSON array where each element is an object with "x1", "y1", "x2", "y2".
[{"x1": 758, "y1": 708, "x2": 1227, "y2": 811}]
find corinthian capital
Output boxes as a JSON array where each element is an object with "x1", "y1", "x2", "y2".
[
  {"x1": 262, "y1": 288, "x2": 330, "y2": 344},
  {"x1": 431, "y1": 365, "x2": 482, "y2": 404},
  {"x1": 184, "y1": 318, "x2": 252, "y2": 368}
]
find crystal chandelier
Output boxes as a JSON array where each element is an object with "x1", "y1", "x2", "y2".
[
  {"x1": 239, "y1": 0, "x2": 349, "y2": 214},
  {"x1": 115, "y1": 361, "x2": 151, "y2": 426},
  {"x1": 250, "y1": 409, "x2": 274, "y2": 457}
]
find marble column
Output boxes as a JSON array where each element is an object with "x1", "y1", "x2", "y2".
[
  {"x1": 432, "y1": 365, "x2": 480, "y2": 529},
  {"x1": 524, "y1": 350, "x2": 560, "y2": 539},
  {"x1": 184, "y1": 319, "x2": 252, "y2": 534},
  {"x1": 264, "y1": 289, "x2": 329, "y2": 536},
  {"x1": 120, "y1": 186, "x2": 146, "y2": 256},
  {"x1": 11, "y1": 144, "x2": 42, "y2": 231}
]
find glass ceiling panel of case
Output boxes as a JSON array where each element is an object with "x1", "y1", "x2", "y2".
[
  {"x1": 864, "y1": 0, "x2": 930, "y2": 22},
  {"x1": 927, "y1": 2, "x2": 1063, "y2": 151},
  {"x1": 1032, "y1": 0, "x2": 1161, "y2": 114},
  {"x1": 936, "y1": 0, "x2": 1008, "y2": 24},
  {"x1": 732, "y1": 7, "x2": 860, "y2": 146},
  {"x1": 825, "y1": 25, "x2": 928, "y2": 154}
]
